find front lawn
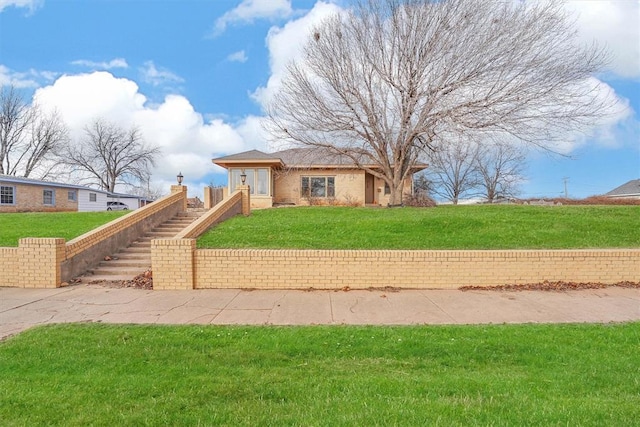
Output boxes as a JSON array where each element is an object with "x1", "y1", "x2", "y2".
[
  {"x1": 0, "y1": 211, "x2": 127, "y2": 246},
  {"x1": 198, "y1": 205, "x2": 640, "y2": 249},
  {"x1": 0, "y1": 323, "x2": 638, "y2": 425}
]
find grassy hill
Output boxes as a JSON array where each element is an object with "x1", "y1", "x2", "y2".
[{"x1": 198, "y1": 205, "x2": 640, "y2": 249}]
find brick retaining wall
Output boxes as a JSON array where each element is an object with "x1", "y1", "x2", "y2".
[
  {"x1": 152, "y1": 187, "x2": 248, "y2": 290},
  {"x1": 0, "y1": 185, "x2": 188, "y2": 287},
  {"x1": 190, "y1": 248, "x2": 640, "y2": 290}
]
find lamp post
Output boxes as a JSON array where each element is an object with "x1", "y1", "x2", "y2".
[
  {"x1": 240, "y1": 169, "x2": 247, "y2": 185},
  {"x1": 177, "y1": 172, "x2": 184, "y2": 186}
]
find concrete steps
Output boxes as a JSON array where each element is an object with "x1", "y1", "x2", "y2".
[{"x1": 81, "y1": 210, "x2": 204, "y2": 282}]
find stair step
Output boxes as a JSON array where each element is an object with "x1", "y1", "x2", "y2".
[
  {"x1": 146, "y1": 231, "x2": 177, "y2": 236},
  {"x1": 99, "y1": 259, "x2": 151, "y2": 268},
  {"x1": 77, "y1": 210, "x2": 208, "y2": 284},
  {"x1": 83, "y1": 274, "x2": 141, "y2": 282},
  {"x1": 120, "y1": 246, "x2": 150, "y2": 253},
  {"x1": 89, "y1": 267, "x2": 147, "y2": 276}
]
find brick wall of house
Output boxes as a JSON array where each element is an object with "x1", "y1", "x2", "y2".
[
  {"x1": 274, "y1": 169, "x2": 367, "y2": 205},
  {"x1": 273, "y1": 169, "x2": 414, "y2": 206},
  {"x1": 0, "y1": 183, "x2": 78, "y2": 212},
  {"x1": 375, "y1": 176, "x2": 413, "y2": 206},
  {"x1": 190, "y1": 249, "x2": 640, "y2": 290}
]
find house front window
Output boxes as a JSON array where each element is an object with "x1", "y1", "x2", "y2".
[
  {"x1": 89, "y1": 193, "x2": 97, "y2": 202},
  {"x1": 301, "y1": 176, "x2": 335, "y2": 198},
  {"x1": 68, "y1": 191, "x2": 77, "y2": 202},
  {"x1": 0, "y1": 185, "x2": 15, "y2": 205},
  {"x1": 43, "y1": 189, "x2": 55, "y2": 205},
  {"x1": 230, "y1": 168, "x2": 269, "y2": 196}
]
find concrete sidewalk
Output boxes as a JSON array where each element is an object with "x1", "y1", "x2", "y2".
[{"x1": 1, "y1": 285, "x2": 639, "y2": 340}]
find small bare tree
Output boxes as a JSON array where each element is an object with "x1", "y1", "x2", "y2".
[
  {"x1": 0, "y1": 85, "x2": 68, "y2": 178},
  {"x1": 476, "y1": 140, "x2": 527, "y2": 202},
  {"x1": 265, "y1": 0, "x2": 612, "y2": 206},
  {"x1": 427, "y1": 138, "x2": 481, "y2": 204},
  {"x1": 64, "y1": 119, "x2": 160, "y2": 192}
]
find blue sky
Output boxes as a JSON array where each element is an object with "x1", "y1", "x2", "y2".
[{"x1": 0, "y1": 0, "x2": 638, "y2": 199}]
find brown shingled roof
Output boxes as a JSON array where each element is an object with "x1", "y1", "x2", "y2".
[{"x1": 213, "y1": 147, "x2": 427, "y2": 171}]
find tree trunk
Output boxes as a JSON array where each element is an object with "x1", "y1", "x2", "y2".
[{"x1": 388, "y1": 182, "x2": 403, "y2": 206}]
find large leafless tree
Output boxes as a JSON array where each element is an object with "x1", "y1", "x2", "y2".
[
  {"x1": 64, "y1": 119, "x2": 160, "y2": 192},
  {"x1": 0, "y1": 85, "x2": 69, "y2": 179},
  {"x1": 265, "y1": 0, "x2": 612, "y2": 205}
]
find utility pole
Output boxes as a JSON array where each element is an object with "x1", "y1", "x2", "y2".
[{"x1": 562, "y1": 177, "x2": 569, "y2": 198}]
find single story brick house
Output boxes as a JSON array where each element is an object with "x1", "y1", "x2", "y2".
[
  {"x1": 212, "y1": 148, "x2": 427, "y2": 208},
  {"x1": 604, "y1": 179, "x2": 640, "y2": 200},
  {"x1": 0, "y1": 175, "x2": 146, "y2": 212}
]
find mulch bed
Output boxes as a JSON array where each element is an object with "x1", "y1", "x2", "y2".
[
  {"x1": 85, "y1": 270, "x2": 153, "y2": 290},
  {"x1": 79, "y1": 276, "x2": 640, "y2": 293},
  {"x1": 460, "y1": 280, "x2": 640, "y2": 292}
]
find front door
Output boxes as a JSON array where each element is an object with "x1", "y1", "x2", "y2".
[{"x1": 365, "y1": 173, "x2": 375, "y2": 204}]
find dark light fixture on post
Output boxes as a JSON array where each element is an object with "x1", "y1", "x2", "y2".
[
  {"x1": 240, "y1": 169, "x2": 247, "y2": 185},
  {"x1": 177, "y1": 172, "x2": 184, "y2": 186}
]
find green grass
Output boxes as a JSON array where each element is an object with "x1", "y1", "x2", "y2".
[
  {"x1": 0, "y1": 211, "x2": 127, "y2": 246},
  {"x1": 0, "y1": 323, "x2": 638, "y2": 426},
  {"x1": 198, "y1": 205, "x2": 640, "y2": 249}
]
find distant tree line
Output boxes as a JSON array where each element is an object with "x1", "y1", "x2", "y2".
[{"x1": 418, "y1": 137, "x2": 527, "y2": 204}]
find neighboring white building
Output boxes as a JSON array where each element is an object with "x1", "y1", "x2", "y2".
[
  {"x1": 77, "y1": 188, "x2": 110, "y2": 212},
  {"x1": 107, "y1": 193, "x2": 146, "y2": 210}
]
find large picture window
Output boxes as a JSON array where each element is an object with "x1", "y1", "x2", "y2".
[
  {"x1": 301, "y1": 176, "x2": 335, "y2": 198},
  {"x1": 0, "y1": 185, "x2": 15, "y2": 205},
  {"x1": 230, "y1": 168, "x2": 269, "y2": 196}
]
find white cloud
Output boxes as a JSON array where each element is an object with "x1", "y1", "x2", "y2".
[
  {"x1": 71, "y1": 58, "x2": 129, "y2": 70},
  {"x1": 563, "y1": 1, "x2": 640, "y2": 78},
  {"x1": 32, "y1": 72, "x2": 249, "y2": 191},
  {"x1": 139, "y1": 61, "x2": 184, "y2": 86},
  {"x1": 0, "y1": 64, "x2": 57, "y2": 88},
  {"x1": 212, "y1": 0, "x2": 293, "y2": 36},
  {"x1": 227, "y1": 50, "x2": 248, "y2": 63},
  {"x1": 0, "y1": 0, "x2": 42, "y2": 13},
  {"x1": 251, "y1": 1, "x2": 343, "y2": 108}
]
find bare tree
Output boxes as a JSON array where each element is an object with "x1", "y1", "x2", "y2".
[
  {"x1": 427, "y1": 138, "x2": 481, "y2": 204},
  {"x1": 265, "y1": 0, "x2": 612, "y2": 205},
  {"x1": 64, "y1": 119, "x2": 160, "y2": 192},
  {"x1": 0, "y1": 85, "x2": 68, "y2": 178},
  {"x1": 476, "y1": 140, "x2": 527, "y2": 202}
]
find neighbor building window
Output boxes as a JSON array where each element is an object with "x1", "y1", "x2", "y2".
[
  {"x1": 89, "y1": 193, "x2": 97, "y2": 202},
  {"x1": 43, "y1": 189, "x2": 55, "y2": 205},
  {"x1": 301, "y1": 176, "x2": 335, "y2": 198},
  {"x1": 230, "y1": 168, "x2": 269, "y2": 196},
  {"x1": 68, "y1": 191, "x2": 77, "y2": 202},
  {"x1": 0, "y1": 185, "x2": 15, "y2": 205}
]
